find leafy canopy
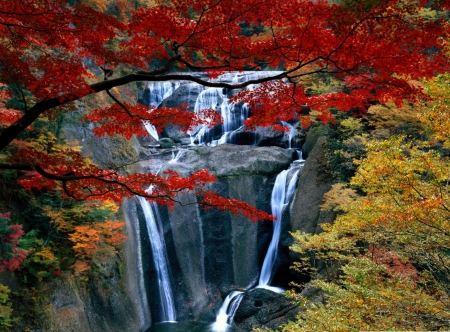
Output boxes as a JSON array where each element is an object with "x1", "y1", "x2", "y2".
[{"x1": 0, "y1": 0, "x2": 448, "y2": 218}]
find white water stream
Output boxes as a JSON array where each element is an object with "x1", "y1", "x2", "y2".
[
  {"x1": 211, "y1": 157, "x2": 304, "y2": 331},
  {"x1": 138, "y1": 196, "x2": 177, "y2": 322},
  {"x1": 258, "y1": 161, "x2": 303, "y2": 290}
]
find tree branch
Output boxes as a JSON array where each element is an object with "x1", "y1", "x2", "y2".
[{"x1": 0, "y1": 67, "x2": 290, "y2": 152}]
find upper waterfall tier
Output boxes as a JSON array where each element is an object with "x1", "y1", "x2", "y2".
[{"x1": 137, "y1": 71, "x2": 301, "y2": 148}]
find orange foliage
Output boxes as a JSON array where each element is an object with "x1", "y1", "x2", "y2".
[{"x1": 69, "y1": 220, "x2": 126, "y2": 258}]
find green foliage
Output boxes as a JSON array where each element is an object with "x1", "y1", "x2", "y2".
[
  {"x1": 19, "y1": 230, "x2": 62, "y2": 283},
  {"x1": 317, "y1": 113, "x2": 368, "y2": 183},
  {"x1": 0, "y1": 283, "x2": 12, "y2": 330},
  {"x1": 0, "y1": 218, "x2": 14, "y2": 261}
]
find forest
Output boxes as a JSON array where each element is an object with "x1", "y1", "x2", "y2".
[{"x1": 0, "y1": 0, "x2": 449, "y2": 331}]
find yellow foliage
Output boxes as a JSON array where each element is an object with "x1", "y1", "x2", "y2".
[
  {"x1": 0, "y1": 283, "x2": 12, "y2": 329},
  {"x1": 282, "y1": 73, "x2": 450, "y2": 331},
  {"x1": 420, "y1": 73, "x2": 450, "y2": 148},
  {"x1": 42, "y1": 199, "x2": 119, "y2": 232},
  {"x1": 366, "y1": 100, "x2": 421, "y2": 135},
  {"x1": 34, "y1": 248, "x2": 58, "y2": 262},
  {"x1": 80, "y1": 0, "x2": 113, "y2": 12},
  {"x1": 277, "y1": 258, "x2": 450, "y2": 332},
  {"x1": 101, "y1": 199, "x2": 120, "y2": 214},
  {"x1": 320, "y1": 183, "x2": 359, "y2": 212},
  {"x1": 338, "y1": 117, "x2": 364, "y2": 136}
]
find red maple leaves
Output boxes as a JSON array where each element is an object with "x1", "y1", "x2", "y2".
[
  {"x1": 0, "y1": 0, "x2": 448, "y2": 222},
  {"x1": 0, "y1": 213, "x2": 27, "y2": 273}
]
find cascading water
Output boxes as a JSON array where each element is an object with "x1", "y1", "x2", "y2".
[
  {"x1": 281, "y1": 121, "x2": 300, "y2": 149},
  {"x1": 138, "y1": 196, "x2": 177, "y2": 322},
  {"x1": 210, "y1": 158, "x2": 303, "y2": 331},
  {"x1": 141, "y1": 71, "x2": 284, "y2": 146},
  {"x1": 211, "y1": 291, "x2": 243, "y2": 332},
  {"x1": 192, "y1": 86, "x2": 250, "y2": 145},
  {"x1": 143, "y1": 81, "x2": 180, "y2": 141},
  {"x1": 258, "y1": 162, "x2": 303, "y2": 290}
]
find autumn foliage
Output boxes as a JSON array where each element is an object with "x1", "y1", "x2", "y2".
[
  {"x1": 0, "y1": 0, "x2": 447, "y2": 222},
  {"x1": 0, "y1": 0, "x2": 448, "y2": 329},
  {"x1": 0, "y1": 213, "x2": 26, "y2": 273},
  {"x1": 275, "y1": 74, "x2": 450, "y2": 332}
]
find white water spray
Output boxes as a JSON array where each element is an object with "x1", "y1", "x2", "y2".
[{"x1": 211, "y1": 291, "x2": 243, "y2": 332}]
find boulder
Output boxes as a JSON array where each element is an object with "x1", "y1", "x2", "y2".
[{"x1": 233, "y1": 288, "x2": 298, "y2": 331}]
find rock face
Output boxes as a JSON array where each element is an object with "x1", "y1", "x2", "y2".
[
  {"x1": 64, "y1": 121, "x2": 139, "y2": 174},
  {"x1": 175, "y1": 144, "x2": 295, "y2": 176},
  {"x1": 45, "y1": 262, "x2": 142, "y2": 332},
  {"x1": 125, "y1": 144, "x2": 297, "y2": 325},
  {"x1": 272, "y1": 134, "x2": 337, "y2": 287},
  {"x1": 233, "y1": 288, "x2": 299, "y2": 331},
  {"x1": 288, "y1": 136, "x2": 335, "y2": 235}
]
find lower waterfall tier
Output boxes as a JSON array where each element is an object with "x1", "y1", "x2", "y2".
[{"x1": 125, "y1": 144, "x2": 297, "y2": 325}]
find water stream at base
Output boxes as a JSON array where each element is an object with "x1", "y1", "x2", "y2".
[{"x1": 210, "y1": 291, "x2": 244, "y2": 332}]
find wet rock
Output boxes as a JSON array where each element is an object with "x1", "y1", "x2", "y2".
[{"x1": 159, "y1": 138, "x2": 175, "y2": 149}]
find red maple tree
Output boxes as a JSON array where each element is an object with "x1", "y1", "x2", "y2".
[
  {"x1": 0, "y1": 0, "x2": 448, "y2": 220},
  {"x1": 0, "y1": 213, "x2": 27, "y2": 272}
]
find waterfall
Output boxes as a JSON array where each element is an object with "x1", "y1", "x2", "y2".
[
  {"x1": 138, "y1": 196, "x2": 176, "y2": 322},
  {"x1": 210, "y1": 158, "x2": 303, "y2": 331},
  {"x1": 211, "y1": 291, "x2": 243, "y2": 332},
  {"x1": 192, "y1": 86, "x2": 247, "y2": 145},
  {"x1": 143, "y1": 81, "x2": 180, "y2": 141},
  {"x1": 132, "y1": 72, "x2": 303, "y2": 329},
  {"x1": 281, "y1": 121, "x2": 299, "y2": 149},
  {"x1": 258, "y1": 162, "x2": 303, "y2": 290},
  {"x1": 140, "y1": 71, "x2": 283, "y2": 145}
]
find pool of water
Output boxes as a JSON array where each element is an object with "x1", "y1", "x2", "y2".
[{"x1": 146, "y1": 321, "x2": 238, "y2": 332}]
